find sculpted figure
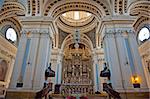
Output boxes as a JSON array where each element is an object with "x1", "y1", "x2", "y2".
[{"x1": 0, "y1": 59, "x2": 8, "y2": 81}]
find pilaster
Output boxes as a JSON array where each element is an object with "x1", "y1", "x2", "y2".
[
  {"x1": 9, "y1": 19, "x2": 54, "y2": 92},
  {"x1": 102, "y1": 23, "x2": 148, "y2": 92}
]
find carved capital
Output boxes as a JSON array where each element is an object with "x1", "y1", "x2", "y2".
[
  {"x1": 21, "y1": 28, "x2": 49, "y2": 34},
  {"x1": 104, "y1": 27, "x2": 134, "y2": 38}
]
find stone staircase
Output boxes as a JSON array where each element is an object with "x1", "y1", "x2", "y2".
[{"x1": 49, "y1": 93, "x2": 108, "y2": 99}]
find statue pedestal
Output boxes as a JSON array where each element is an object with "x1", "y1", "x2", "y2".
[{"x1": 54, "y1": 84, "x2": 61, "y2": 94}]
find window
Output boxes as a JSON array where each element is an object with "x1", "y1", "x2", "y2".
[
  {"x1": 138, "y1": 27, "x2": 150, "y2": 42},
  {"x1": 5, "y1": 28, "x2": 17, "y2": 42},
  {"x1": 62, "y1": 11, "x2": 91, "y2": 20}
]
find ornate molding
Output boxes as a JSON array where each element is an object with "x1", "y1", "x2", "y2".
[
  {"x1": 129, "y1": 1, "x2": 150, "y2": 18},
  {"x1": 44, "y1": 0, "x2": 110, "y2": 18},
  {"x1": 0, "y1": 35, "x2": 17, "y2": 59},
  {"x1": 0, "y1": 2, "x2": 25, "y2": 21},
  {"x1": 0, "y1": 49, "x2": 15, "y2": 59},
  {"x1": 57, "y1": 16, "x2": 97, "y2": 34},
  {"x1": 22, "y1": 28, "x2": 50, "y2": 34},
  {"x1": 139, "y1": 40, "x2": 150, "y2": 58},
  {"x1": 103, "y1": 27, "x2": 134, "y2": 38}
]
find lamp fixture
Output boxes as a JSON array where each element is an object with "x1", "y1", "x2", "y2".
[{"x1": 74, "y1": 28, "x2": 80, "y2": 49}]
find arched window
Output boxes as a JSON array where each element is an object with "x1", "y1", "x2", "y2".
[
  {"x1": 138, "y1": 27, "x2": 150, "y2": 43},
  {"x1": 5, "y1": 28, "x2": 17, "y2": 44}
]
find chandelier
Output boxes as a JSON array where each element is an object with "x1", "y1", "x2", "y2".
[{"x1": 74, "y1": 29, "x2": 80, "y2": 49}]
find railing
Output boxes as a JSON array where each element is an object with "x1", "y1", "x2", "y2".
[
  {"x1": 103, "y1": 83, "x2": 121, "y2": 99},
  {"x1": 35, "y1": 83, "x2": 53, "y2": 99},
  {"x1": 61, "y1": 84, "x2": 93, "y2": 95},
  {"x1": 0, "y1": 81, "x2": 7, "y2": 98}
]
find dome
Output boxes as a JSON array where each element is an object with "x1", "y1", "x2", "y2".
[{"x1": 62, "y1": 11, "x2": 91, "y2": 22}]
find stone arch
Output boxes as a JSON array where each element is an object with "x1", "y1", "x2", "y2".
[
  {"x1": 61, "y1": 33, "x2": 94, "y2": 53},
  {"x1": 0, "y1": 17, "x2": 21, "y2": 36},
  {"x1": 0, "y1": 1, "x2": 25, "y2": 21},
  {"x1": 128, "y1": 0, "x2": 150, "y2": 17},
  {"x1": 129, "y1": 1, "x2": 150, "y2": 34},
  {"x1": 0, "y1": 59, "x2": 8, "y2": 81},
  {"x1": 0, "y1": 17, "x2": 22, "y2": 45},
  {"x1": 44, "y1": 0, "x2": 111, "y2": 20}
]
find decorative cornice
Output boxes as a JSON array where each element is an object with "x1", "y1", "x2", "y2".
[
  {"x1": 0, "y1": 35, "x2": 16, "y2": 59},
  {"x1": 105, "y1": 27, "x2": 133, "y2": 34},
  {"x1": 103, "y1": 27, "x2": 135, "y2": 39},
  {"x1": 97, "y1": 15, "x2": 136, "y2": 36},
  {"x1": 22, "y1": 28, "x2": 50, "y2": 34}
]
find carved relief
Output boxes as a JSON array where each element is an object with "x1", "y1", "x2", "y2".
[
  {"x1": 0, "y1": 59, "x2": 8, "y2": 81},
  {"x1": 147, "y1": 60, "x2": 150, "y2": 73},
  {"x1": 61, "y1": 43, "x2": 93, "y2": 94}
]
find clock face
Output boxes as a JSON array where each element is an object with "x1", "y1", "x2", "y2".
[
  {"x1": 138, "y1": 27, "x2": 150, "y2": 42},
  {"x1": 6, "y1": 28, "x2": 17, "y2": 42}
]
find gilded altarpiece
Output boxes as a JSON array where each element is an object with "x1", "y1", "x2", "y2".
[{"x1": 61, "y1": 43, "x2": 93, "y2": 95}]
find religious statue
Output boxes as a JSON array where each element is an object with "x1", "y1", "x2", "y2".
[
  {"x1": 100, "y1": 62, "x2": 111, "y2": 78},
  {"x1": 45, "y1": 63, "x2": 55, "y2": 77},
  {"x1": 0, "y1": 59, "x2": 8, "y2": 81},
  {"x1": 100, "y1": 62, "x2": 121, "y2": 99}
]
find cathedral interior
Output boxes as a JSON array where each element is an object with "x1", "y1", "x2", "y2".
[{"x1": 0, "y1": 0, "x2": 150, "y2": 99}]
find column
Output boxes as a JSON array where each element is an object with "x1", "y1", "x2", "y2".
[
  {"x1": 103, "y1": 30, "x2": 130, "y2": 91},
  {"x1": 103, "y1": 26, "x2": 148, "y2": 92},
  {"x1": 55, "y1": 52, "x2": 63, "y2": 84},
  {"x1": 9, "y1": 25, "x2": 53, "y2": 91},
  {"x1": 92, "y1": 53, "x2": 100, "y2": 92}
]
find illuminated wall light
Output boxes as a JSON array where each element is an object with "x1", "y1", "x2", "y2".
[
  {"x1": 131, "y1": 75, "x2": 141, "y2": 88},
  {"x1": 131, "y1": 75, "x2": 141, "y2": 84}
]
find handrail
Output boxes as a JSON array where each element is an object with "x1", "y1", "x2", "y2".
[
  {"x1": 103, "y1": 83, "x2": 121, "y2": 99},
  {"x1": 35, "y1": 83, "x2": 53, "y2": 98}
]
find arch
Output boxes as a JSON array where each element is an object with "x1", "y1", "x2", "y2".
[
  {"x1": 44, "y1": 0, "x2": 111, "y2": 20},
  {"x1": 0, "y1": 17, "x2": 22, "y2": 36},
  {"x1": 60, "y1": 33, "x2": 94, "y2": 53},
  {"x1": 0, "y1": 17, "x2": 22, "y2": 45},
  {"x1": 128, "y1": 1, "x2": 150, "y2": 18},
  {"x1": 0, "y1": 1, "x2": 25, "y2": 21},
  {"x1": 133, "y1": 17, "x2": 150, "y2": 33},
  {"x1": 0, "y1": 59, "x2": 8, "y2": 81},
  {"x1": 56, "y1": 16, "x2": 97, "y2": 34}
]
